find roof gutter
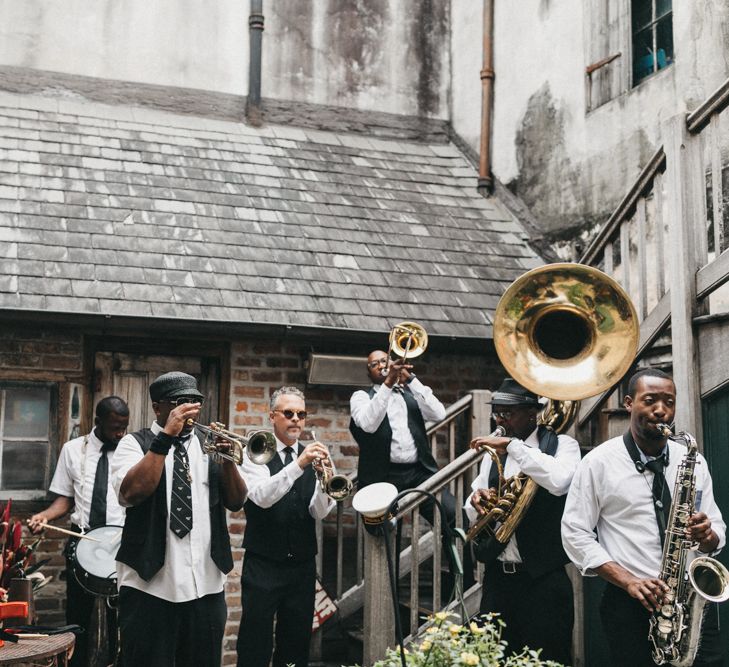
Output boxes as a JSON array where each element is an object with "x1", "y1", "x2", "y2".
[{"x1": 477, "y1": 0, "x2": 495, "y2": 195}]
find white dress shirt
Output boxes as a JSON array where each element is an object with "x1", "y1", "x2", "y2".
[
  {"x1": 49, "y1": 430, "x2": 126, "y2": 529},
  {"x1": 111, "y1": 422, "x2": 241, "y2": 602},
  {"x1": 350, "y1": 378, "x2": 446, "y2": 464},
  {"x1": 241, "y1": 437, "x2": 334, "y2": 519},
  {"x1": 464, "y1": 427, "x2": 581, "y2": 563},
  {"x1": 561, "y1": 435, "x2": 726, "y2": 579}
]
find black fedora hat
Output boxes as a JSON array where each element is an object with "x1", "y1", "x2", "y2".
[{"x1": 490, "y1": 378, "x2": 541, "y2": 407}]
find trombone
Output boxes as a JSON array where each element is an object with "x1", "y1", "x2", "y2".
[
  {"x1": 186, "y1": 420, "x2": 277, "y2": 465},
  {"x1": 384, "y1": 321, "x2": 428, "y2": 376}
]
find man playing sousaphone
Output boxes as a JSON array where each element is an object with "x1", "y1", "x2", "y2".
[
  {"x1": 236, "y1": 386, "x2": 335, "y2": 667},
  {"x1": 465, "y1": 378, "x2": 580, "y2": 664}
]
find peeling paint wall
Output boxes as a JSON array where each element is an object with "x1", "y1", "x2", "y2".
[
  {"x1": 450, "y1": 0, "x2": 729, "y2": 257},
  {"x1": 0, "y1": 0, "x2": 450, "y2": 118}
]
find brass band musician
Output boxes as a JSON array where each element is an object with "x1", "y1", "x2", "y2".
[
  {"x1": 236, "y1": 386, "x2": 334, "y2": 667},
  {"x1": 111, "y1": 372, "x2": 248, "y2": 667},
  {"x1": 465, "y1": 378, "x2": 580, "y2": 664},
  {"x1": 561, "y1": 369, "x2": 726, "y2": 667}
]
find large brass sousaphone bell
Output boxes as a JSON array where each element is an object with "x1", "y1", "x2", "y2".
[{"x1": 493, "y1": 263, "x2": 639, "y2": 401}]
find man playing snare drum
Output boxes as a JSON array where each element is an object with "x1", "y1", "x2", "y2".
[{"x1": 29, "y1": 395, "x2": 129, "y2": 667}]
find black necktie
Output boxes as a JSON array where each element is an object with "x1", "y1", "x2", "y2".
[
  {"x1": 89, "y1": 443, "x2": 114, "y2": 528},
  {"x1": 646, "y1": 456, "x2": 671, "y2": 545},
  {"x1": 170, "y1": 442, "x2": 193, "y2": 539},
  {"x1": 283, "y1": 447, "x2": 295, "y2": 466}
]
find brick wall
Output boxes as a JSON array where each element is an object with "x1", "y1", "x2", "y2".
[{"x1": 0, "y1": 323, "x2": 85, "y2": 626}]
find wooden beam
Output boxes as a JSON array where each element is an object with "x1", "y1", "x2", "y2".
[
  {"x1": 697, "y1": 249, "x2": 729, "y2": 301},
  {"x1": 663, "y1": 115, "x2": 704, "y2": 441}
]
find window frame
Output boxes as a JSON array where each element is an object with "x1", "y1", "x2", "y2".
[
  {"x1": 631, "y1": 0, "x2": 674, "y2": 87},
  {"x1": 0, "y1": 381, "x2": 58, "y2": 499}
]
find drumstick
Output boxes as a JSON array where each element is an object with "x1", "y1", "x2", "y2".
[{"x1": 27, "y1": 521, "x2": 100, "y2": 542}]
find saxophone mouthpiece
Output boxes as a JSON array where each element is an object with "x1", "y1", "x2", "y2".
[{"x1": 655, "y1": 423, "x2": 673, "y2": 437}]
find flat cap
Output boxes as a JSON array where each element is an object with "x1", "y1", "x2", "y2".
[{"x1": 149, "y1": 371, "x2": 205, "y2": 402}]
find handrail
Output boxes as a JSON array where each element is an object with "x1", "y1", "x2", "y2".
[
  {"x1": 396, "y1": 447, "x2": 484, "y2": 518},
  {"x1": 687, "y1": 78, "x2": 729, "y2": 134},
  {"x1": 426, "y1": 393, "x2": 473, "y2": 435},
  {"x1": 580, "y1": 147, "x2": 666, "y2": 265}
]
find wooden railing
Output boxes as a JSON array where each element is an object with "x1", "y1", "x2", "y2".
[
  {"x1": 578, "y1": 77, "x2": 729, "y2": 439},
  {"x1": 312, "y1": 389, "x2": 493, "y2": 664}
]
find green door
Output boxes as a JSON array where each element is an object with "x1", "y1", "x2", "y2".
[{"x1": 702, "y1": 386, "x2": 729, "y2": 660}]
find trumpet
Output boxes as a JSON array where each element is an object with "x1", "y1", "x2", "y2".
[
  {"x1": 311, "y1": 433, "x2": 353, "y2": 501},
  {"x1": 186, "y1": 420, "x2": 277, "y2": 465}
]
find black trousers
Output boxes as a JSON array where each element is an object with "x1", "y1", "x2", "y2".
[
  {"x1": 600, "y1": 582, "x2": 724, "y2": 667},
  {"x1": 237, "y1": 552, "x2": 316, "y2": 667},
  {"x1": 479, "y1": 564, "x2": 573, "y2": 665},
  {"x1": 117, "y1": 587, "x2": 226, "y2": 667},
  {"x1": 65, "y1": 554, "x2": 118, "y2": 667},
  {"x1": 387, "y1": 461, "x2": 475, "y2": 589}
]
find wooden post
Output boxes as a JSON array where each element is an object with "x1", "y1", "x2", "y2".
[
  {"x1": 363, "y1": 526, "x2": 396, "y2": 665},
  {"x1": 663, "y1": 115, "x2": 705, "y2": 442},
  {"x1": 470, "y1": 389, "x2": 493, "y2": 440}
]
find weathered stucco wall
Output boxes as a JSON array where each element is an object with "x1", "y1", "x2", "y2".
[
  {"x1": 0, "y1": 0, "x2": 451, "y2": 118},
  {"x1": 449, "y1": 2, "x2": 483, "y2": 155},
  {"x1": 461, "y1": 0, "x2": 729, "y2": 255}
]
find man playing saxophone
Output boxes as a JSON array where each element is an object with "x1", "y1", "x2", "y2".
[
  {"x1": 465, "y1": 378, "x2": 581, "y2": 665},
  {"x1": 561, "y1": 369, "x2": 726, "y2": 667}
]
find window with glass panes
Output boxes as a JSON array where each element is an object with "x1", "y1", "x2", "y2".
[
  {"x1": 632, "y1": 0, "x2": 673, "y2": 85},
  {"x1": 0, "y1": 384, "x2": 53, "y2": 491}
]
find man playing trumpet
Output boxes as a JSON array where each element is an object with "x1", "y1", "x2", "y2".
[
  {"x1": 465, "y1": 378, "x2": 580, "y2": 664},
  {"x1": 111, "y1": 372, "x2": 248, "y2": 667},
  {"x1": 237, "y1": 386, "x2": 335, "y2": 667}
]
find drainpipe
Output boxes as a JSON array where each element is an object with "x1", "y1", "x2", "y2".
[
  {"x1": 477, "y1": 0, "x2": 495, "y2": 195},
  {"x1": 246, "y1": 0, "x2": 264, "y2": 126}
]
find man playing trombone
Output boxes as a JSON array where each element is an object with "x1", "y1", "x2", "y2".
[
  {"x1": 237, "y1": 386, "x2": 335, "y2": 667},
  {"x1": 349, "y1": 349, "x2": 476, "y2": 587},
  {"x1": 111, "y1": 372, "x2": 248, "y2": 667}
]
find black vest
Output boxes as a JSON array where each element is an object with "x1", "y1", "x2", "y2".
[
  {"x1": 477, "y1": 426, "x2": 570, "y2": 579},
  {"x1": 115, "y1": 428, "x2": 233, "y2": 581},
  {"x1": 349, "y1": 386, "x2": 438, "y2": 488},
  {"x1": 243, "y1": 444, "x2": 318, "y2": 562}
]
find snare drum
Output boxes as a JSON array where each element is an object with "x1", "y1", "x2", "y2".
[{"x1": 70, "y1": 525, "x2": 123, "y2": 597}]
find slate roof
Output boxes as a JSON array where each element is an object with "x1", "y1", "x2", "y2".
[{"x1": 0, "y1": 91, "x2": 542, "y2": 339}]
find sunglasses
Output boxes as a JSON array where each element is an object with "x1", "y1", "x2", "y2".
[
  {"x1": 274, "y1": 409, "x2": 307, "y2": 420},
  {"x1": 367, "y1": 358, "x2": 389, "y2": 369},
  {"x1": 492, "y1": 411, "x2": 513, "y2": 420},
  {"x1": 162, "y1": 396, "x2": 204, "y2": 407}
]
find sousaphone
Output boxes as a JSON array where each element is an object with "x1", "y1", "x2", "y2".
[
  {"x1": 468, "y1": 263, "x2": 639, "y2": 552},
  {"x1": 493, "y1": 262, "x2": 639, "y2": 402}
]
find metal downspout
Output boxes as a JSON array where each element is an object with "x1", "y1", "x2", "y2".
[
  {"x1": 478, "y1": 0, "x2": 495, "y2": 195},
  {"x1": 246, "y1": 0, "x2": 264, "y2": 126}
]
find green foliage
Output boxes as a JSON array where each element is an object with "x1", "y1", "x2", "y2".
[{"x1": 346, "y1": 612, "x2": 563, "y2": 667}]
